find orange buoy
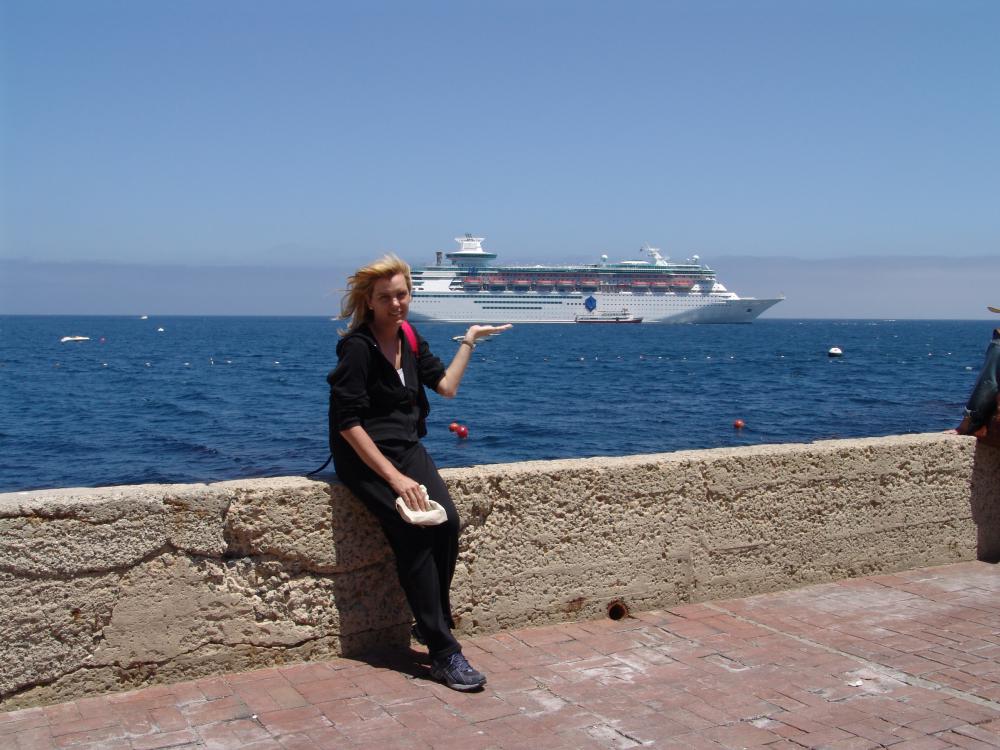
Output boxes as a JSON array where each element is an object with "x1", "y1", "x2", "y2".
[
  {"x1": 456, "y1": 425, "x2": 469, "y2": 439},
  {"x1": 448, "y1": 422, "x2": 459, "y2": 432},
  {"x1": 733, "y1": 419, "x2": 745, "y2": 429}
]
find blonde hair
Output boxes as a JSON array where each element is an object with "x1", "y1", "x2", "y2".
[{"x1": 339, "y1": 253, "x2": 412, "y2": 335}]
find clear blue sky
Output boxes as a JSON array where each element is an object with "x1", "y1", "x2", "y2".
[{"x1": 1, "y1": 0, "x2": 998, "y2": 316}]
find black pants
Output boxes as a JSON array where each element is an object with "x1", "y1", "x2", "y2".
[{"x1": 333, "y1": 439, "x2": 461, "y2": 660}]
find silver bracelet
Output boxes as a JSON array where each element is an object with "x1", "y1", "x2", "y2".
[{"x1": 460, "y1": 339, "x2": 476, "y2": 350}]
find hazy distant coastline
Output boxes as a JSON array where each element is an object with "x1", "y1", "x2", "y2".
[{"x1": 1, "y1": 255, "x2": 998, "y2": 319}]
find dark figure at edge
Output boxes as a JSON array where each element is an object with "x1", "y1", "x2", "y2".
[{"x1": 955, "y1": 305, "x2": 1000, "y2": 440}]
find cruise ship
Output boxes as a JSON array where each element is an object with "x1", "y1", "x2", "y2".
[{"x1": 408, "y1": 235, "x2": 783, "y2": 324}]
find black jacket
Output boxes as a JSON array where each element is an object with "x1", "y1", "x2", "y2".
[{"x1": 327, "y1": 323, "x2": 446, "y2": 451}]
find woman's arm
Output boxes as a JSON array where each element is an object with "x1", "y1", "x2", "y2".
[
  {"x1": 435, "y1": 324, "x2": 512, "y2": 398},
  {"x1": 339, "y1": 425, "x2": 430, "y2": 511}
]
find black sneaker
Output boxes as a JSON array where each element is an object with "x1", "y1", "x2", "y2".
[
  {"x1": 430, "y1": 651, "x2": 487, "y2": 691},
  {"x1": 410, "y1": 623, "x2": 426, "y2": 646}
]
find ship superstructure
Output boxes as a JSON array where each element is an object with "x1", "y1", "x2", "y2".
[{"x1": 408, "y1": 235, "x2": 782, "y2": 324}]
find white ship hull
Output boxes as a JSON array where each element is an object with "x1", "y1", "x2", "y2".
[
  {"x1": 409, "y1": 291, "x2": 781, "y2": 324},
  {"x1": 409, "y1": 235, "x2": 783, "y2": 324}
]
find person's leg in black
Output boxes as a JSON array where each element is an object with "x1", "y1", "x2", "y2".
[
  {"x1": 392, "y1": 443, "x2": 484, "y2": 690},
  {"x1": 404, "y1": 443, "x2": 460, "y2": 631},
  {"x1": 375, "y1": 516, "x2": 460, "y2": 659},
  {"x1": 333, "y1": 445, "x2": 485, "y2": 690}
]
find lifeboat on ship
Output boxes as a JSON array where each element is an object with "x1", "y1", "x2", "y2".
[
  {"x1": 555, "y1": 279, "x2": 576, "y2": 290},
  {"x1": 511, "y1": 279, "x2": 531, "y2": 289},
  {"x1": 672, "y1": 277, "x2": 695, "y2": 291},
  {"x1": 487, "y1": 277, "x2": 508, "y2": 290},
  {"x1": 462, "y1": 277, "x2": 483, "y2": 289},
  {"x1": 534, "y1": 279, "x2": 555, "y2": 290},
  {"x1": 578, "y1": 279, "x2": 599, "y2": 291}
]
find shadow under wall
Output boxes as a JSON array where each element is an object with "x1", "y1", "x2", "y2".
[{"x1": 970, "y1": 445, "x2": 1000, "y2": 563}]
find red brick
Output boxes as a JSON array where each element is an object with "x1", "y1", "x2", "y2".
[
  {"x1": 700, "y1": 722, "x2": 783, "y2": 747},
  {"x1": 52, "y1": 723, "x2": 126, "y2": 748},
  {"x1": 40, "y1": 704, "x2": 80, "y2": 725},
  {"x1": 195, "y1": 717, "x2": 273, "y2": 748},
  {"x1": 6, "y1": 725, "x2": 55, "y2": 750},
  {"x1": 47, "y1": 714, "x2": 120, "y2": 738},
  {"x1": 115, "y1": 706, "x2": 156, "y2": 735},
  {"x1": 293, "y1": 676, "x2": 365, "y2": 704},
  {"x1": 301, "y1": 726, "x2": 352, "y2": 750},
  {"x1": 935, "y1": 731, "x2": 999, "y2": 750},
  {"x1": 813, "y1": 737, "x2": 880, "y2": 749},
  {"x1": 167, "y1": 682, "x2": 207, "y2": 707},
  {"x1": 182, "y1": 695, "x2": 253, "y2": 726},
  {"x1": 0, "y1": 713, "x2": 50, "y2": 736},
  {"x1": 256, "y1": 705, "x2": 330, "y2": 735},
  {"x1": 891, "y1": 738, "x2": 959, "y2": 750},
  {"x1": 315, "y1": 697, "x2": 389, "y2": 728},
  {"x1": 226, "y1": 668, "x2": 285, "y2": 685},
  {"x1": 951, "y1": 723, "x2": 1000, "y2": 745},
  {"x1": 274, "y1": 731, "x2": 325, "y2": 750},
  {"x1": 130, "y1": 728, "x2": 199, "y2": 749},
  {"x1": 275, "y1": 663, "x2": 335, "y2": 685},
  {"x1": 195, "y1": 677, "x2": 235, "y2": 700},
  {"x1": 149, "y1": 706, "x2": 188, "y2": 732},
  {"x1": 933, "y1": 698, "x2": 1000, "y2": 724}
]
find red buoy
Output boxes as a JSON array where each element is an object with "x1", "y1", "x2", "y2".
[
  {"x1": 456, "y1": 425, "x2": 469, "y2": 439},
  {"x1": 733, "y1": 419, "x2": 745, "y2": 429},
  {"x1": 449, "y1": 422, "x2": 459, "y2": 432}
]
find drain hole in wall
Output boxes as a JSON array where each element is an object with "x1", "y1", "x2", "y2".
[{"x1": 607, "y1": 599, "x2": 630, "y2": 621}]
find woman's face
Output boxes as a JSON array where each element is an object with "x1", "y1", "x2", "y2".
[{"x1": 368, "y1": 273, "x2": 411, "y2": 328}]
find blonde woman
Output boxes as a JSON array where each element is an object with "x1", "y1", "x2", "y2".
[{"x1": 327, "y1": 254, "x2": 510, "y2": 691}]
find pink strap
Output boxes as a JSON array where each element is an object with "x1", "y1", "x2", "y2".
[{"x1": 400, "y1": 320, "x2": 418, "y2": 354}]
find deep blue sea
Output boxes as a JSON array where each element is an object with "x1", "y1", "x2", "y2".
[{"x1": 0, "y1": 316, "x2": 992, "y2": 493}]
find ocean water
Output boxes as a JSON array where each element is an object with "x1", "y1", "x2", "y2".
[{"x1": 0, "y1": 316, "x2": 992, "y2": 493}]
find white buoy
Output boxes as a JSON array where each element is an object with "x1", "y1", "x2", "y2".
[
  {"x1": 157, "y1": 327, "x2": 165, "y2": 332},
  {"x1": 828, "y1": 347, "x2": 843, "y2": 357}
]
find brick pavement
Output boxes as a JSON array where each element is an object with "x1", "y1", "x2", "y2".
[{"x1": 2, "y1": 561, "x2": 998, "y2": 749}]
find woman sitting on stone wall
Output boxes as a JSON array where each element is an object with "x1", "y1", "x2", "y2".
[{"x1": 327, "y1": 254, "x2": 510, "y2": 691}]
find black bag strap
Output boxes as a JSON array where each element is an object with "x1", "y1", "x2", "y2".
[{"x1": 306, "y1": 453, "x2": 333, "y2": 477}]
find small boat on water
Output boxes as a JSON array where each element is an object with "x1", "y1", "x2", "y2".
[
  {"x1": 575, "y1": 310, "x2": 643, "y2": 324},
  {"x1": 60, "y1": 336, "x2": 90, "y2": 343}
]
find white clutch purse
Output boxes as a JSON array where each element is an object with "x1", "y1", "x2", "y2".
[{"x1": 394, "y1": 484, "x2": 447, "y2": 526}]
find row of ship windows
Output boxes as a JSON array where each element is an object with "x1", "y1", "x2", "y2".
[
  {"x1": 418, "y1": 293, "x2": 580, "y2": 300},
  {"x1": 417, "y1": 294, "x2": 726, "y2": 301},
  {"x1": 416, "y1": 300, "x2": 725, "y2": 306},
  {"x1": 448, "y1": 290, "x2": 709, "y2": 296}
]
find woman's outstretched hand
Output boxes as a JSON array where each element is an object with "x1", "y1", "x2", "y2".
[
  {"x1": 465, "y1": 323, "x2": 513, "y2": 343},
  {"x1": 391, "y1": 474, "x2": 430, "y2": 511}
]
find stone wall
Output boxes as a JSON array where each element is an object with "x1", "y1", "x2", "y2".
[{"x1": 1, "y1": 433, "x2": 997, "y2": 709}]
